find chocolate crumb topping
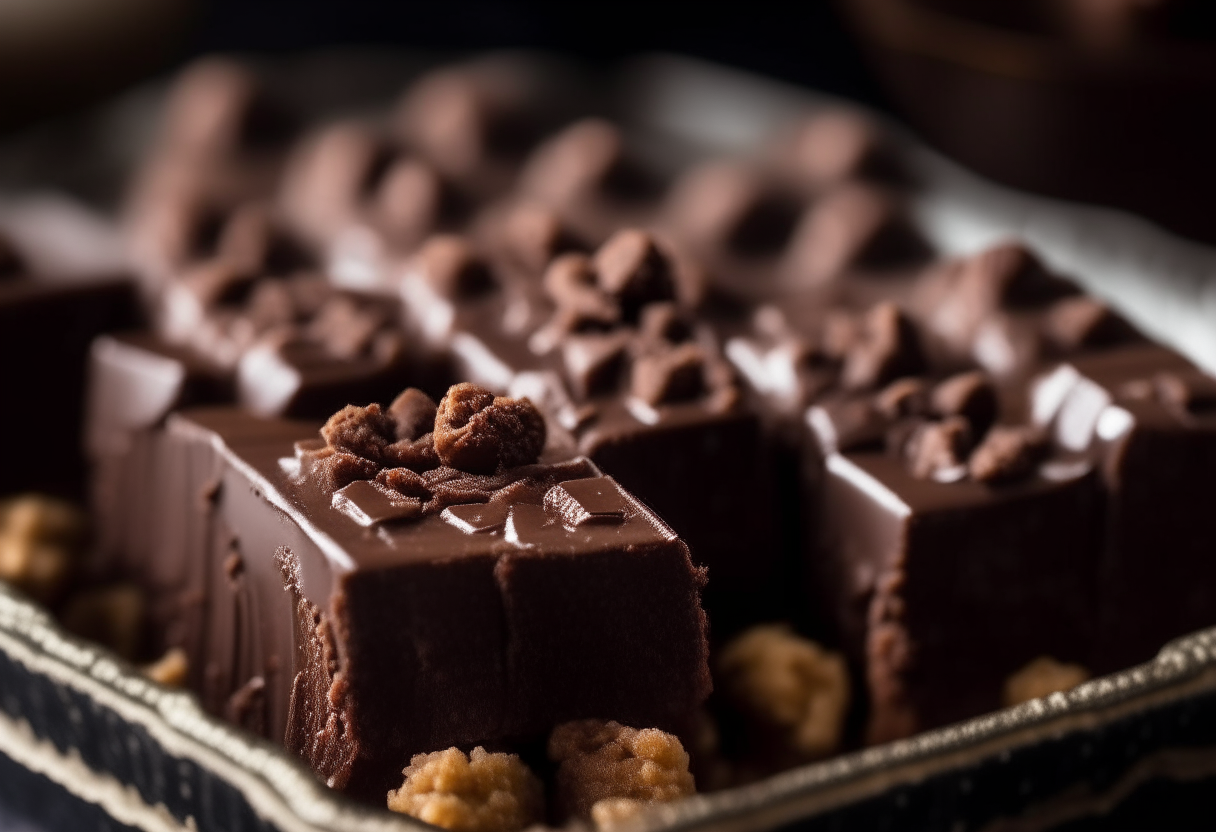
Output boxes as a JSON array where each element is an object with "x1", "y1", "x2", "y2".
[
  {"x1": 593, "y1": 229, "x2": 677, "y2": 321},
  {"x1": 434, "y1": 382, "x2": 546, "y2": 473},
  {"x1": 905, "y1": 416, "x2": 972, "y2": 481},
  {"x1": 931, "y1": 371, "x2": 998, "y2": 437},
  {"x1": 416, "y1": 234, "x2": 495, "y2": 298},
  {"x1": 842, "y1": 302, "x2": 924, "y2": 390},
  {"x1": 631, "y1": 343, "x2": 706, "y2": 406},
  {"x1": 321, "y1": 403, "x2": 395, "y2": 461},
  {"x1": 969, "y1": 425, "x2": 1051, "y2": 485}
]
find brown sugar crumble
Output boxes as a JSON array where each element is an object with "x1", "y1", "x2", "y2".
[
  {"x1": 717, "y1": 625, "x2": 850, "y2": 761},
  {"x1": 548, "y1": 719, "x2": 695, "y2": 822},
  {"x1": 387, "y1": 747, "x2": 543, "y2": 832},
  {"x1": 1003, "y1": 657, "x2": 1091, "y2": 708}
]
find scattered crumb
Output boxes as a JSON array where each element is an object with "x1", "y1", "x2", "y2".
[
  {"x1": 434, "y1": 383, "x2": 546, "y2": 474},
  {"x1": 142, "y1": 647, "x2": 189, "y2": 687},
  {"x1": 0, "y1": 495, "x2": 87, "y2": 603},
  {"x1": 590, "y1": 798, "x2": 646, "y2": 829},
  {"x1": 717, "y1": 625, "x2": 850, "y2": 760},
  {"x1": 387, "y1": 746, "x2": 543, "y2": 832},
  {"x1": 548, "y1": 720, "x2": 695, "y2": 822},
  {"x1": 1003, "y1": 657, "x2": 1091, "y2": 707}
]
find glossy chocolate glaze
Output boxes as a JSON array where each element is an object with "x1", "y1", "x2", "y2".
[{"x1": 139, "y1": 407, "x2": 709, "y2": 800}]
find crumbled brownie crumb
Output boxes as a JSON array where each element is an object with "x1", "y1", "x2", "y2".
[
  {"x1": 1002, "y1": 656, "x2": 1091, "y2": 707},
  {"x1": 548, "y1": 719, "x2": 695, "y2": 822},
  {"x1": 544, "y1": 254, "x2": 621, "y2": 331},
  {"x1": 142, "y1": 647, "x2": 189, "y2": 687},
  {"x1": 60, "y1": 584, "x2": 145, "y2": 661},
  {"x1": 387, "y1": 747, "x2": 543, "y2": 832},
  {"x1": 905, "y1": 417, "x2": 973, "y2": 481},
  {"x1": 375, "y1": 467, "x2": 433, "y2": 499},
  {"x1": 321, "y1": 403, "x2": 396, "y2": 461},
  {"x1": 931, "y1": 371, "x2": 998, "y2": 437},
  {"x1": 630, "y1": 343, "x2": 706, "y2": 406},
  {"x1": 382, "y1": 435, "x2": 442, "y2": 472},
  {"x1": 0, "y1": 495, "x2": 87, "y2": 603},
  {"x1": 306, "y1": 448, "x2": 381, "y2": 493},
  {"x1": 717, "y1": 625, "x2": 850, "y2": 760},
  {"x1": 388, "y1": 388, "x2": 440, "y2": 441},
  {"x1": 841, "y1": 302, "x2": 924, "y2": 390},
  {"x1": 434, "y1": 383, "x2": 546, "y2": 474},
  {"x1": 968, "y1": 425, "x2": 1051, "y2": 485}
]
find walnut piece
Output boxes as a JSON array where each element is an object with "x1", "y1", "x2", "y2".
[
  {"x1": 142, "y1": 647, "x2": 189, "y2": 687},
  {"x1": 1002, "y1": 656, "x2": 1091, "y2": 707},
  {"x1": 434, "y1": 383, "x2": 546, "y2": 474},
  {"x1": 386, "y1": 746, "x2": 543, "y2": 832},
  {"x1": 0, "y1": 495, "x2": 87, "y2": 603},
  {"x1": 717, "y1": 625, "x2": 850, "y2": 761},
  {"x1": 548, "y1": 719, "x2": 695, "y2": 821}
]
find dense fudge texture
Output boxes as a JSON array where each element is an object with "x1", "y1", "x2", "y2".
[{"x1": 128, "y1": 402, "x2": 709, "y2": 800}]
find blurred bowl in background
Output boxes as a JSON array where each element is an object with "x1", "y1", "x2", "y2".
[
  {"x1": 843, "y1": 0, "x2": 1216, "y2": 245},
  {"x1": 0, "y1": 0, "x2": 194, "y2": 131}
]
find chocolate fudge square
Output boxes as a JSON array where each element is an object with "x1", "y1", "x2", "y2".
[
  {"x1": 135, "y1": 395, "x2": 709, "y2": 801},
  {"x1": 1033, "y1": 343, "x2": 1216, "y2": 673},
  {"x1": 816, "y1": 449, "x2": 1103, "y2": 743}
]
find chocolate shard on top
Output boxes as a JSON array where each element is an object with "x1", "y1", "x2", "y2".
[{"x1": 544, "y1": 476, "x2": 629, "y2": 527}]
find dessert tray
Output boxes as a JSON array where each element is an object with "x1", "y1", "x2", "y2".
[{"x1": 3, "y1": 51, "x2": 1216, "y2": 831}]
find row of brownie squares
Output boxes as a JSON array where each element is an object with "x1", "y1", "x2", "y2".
[{"x1": 3, "y1": 53, "x2": 1216, "y2": 817}]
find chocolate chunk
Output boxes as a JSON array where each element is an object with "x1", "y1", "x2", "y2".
[
  {"x1": 519, "y1": 118, "x2": 626, "y2": 206},
  {"x1": 875, "y1": 377, "x2": 929, "y2": 420},
  {"x1": 499, "y1": 202, "x2": 583, "y2": 273},
  {"x1": 387, "y1": 389, "x2": 439, "y2": 441},
  {"x1": 321, "y1": 403, "x2": 396, "y2": 461},
  {"x1": 332, "y1": 480, "x2": 423, "y2": 526},
  {"x1": 638, "y1": 302, "x2": 692, "y2": 344},
  {"x1": 434, "y1": 383, "x2": 546, "y2": 474},
  {"x1": 415, "y1": 235, "x2": 494, "y2": 298},
  {"x1": 787, "y1": 184, "x2": 919, "y2": 282},
  {"x1": 593, "y1": 230, "x2": 677, "y2": 320},
  {"x1": 375, "y1": 467, "x2": 432, "y2": 500},
  {"x1": 1043, "y1": 296, "x2": 1137, "y2": 352},
  {"x1": 306, "y1": 296, "x2": 386, "y2": 360},
  {"x1": 784, "y1": 110, "x2": 884, "y2": 189},
  {"x1": 961, "y1": 242, "x2": 1078, "y2": 311},
  {"x1": 665, "y1": 161, "x2": 799, "y2": 255},
  {"x1": 441, "y1": 502, "x2": 510, "y2": 534},
  {"x1": 630, "y1": 343, "x2": 706, "y2": 406},
  {"x1": 931, "y1": 371, "x2": 998, "y2": 437},
  {"x1": 842, "y1": 302, "x2": 924, "y2": 390},
  {"x1": 543, "y1": 254, "x2": 620, "y2": 330},
  {"x1": 504, "y1": 502, "x2": 554, "y2": 547},
  {"x1": 968, "y1": 426, "x2": 1051, "y2": 485},
  {"x1": 905, "y1": 416, "x2": 973, "y2": 481},
  {"x1": 1154, "y1": 370, "x2": 1216, "y2": 415},
  {"x1": 544, "y1": 477, "x2": 629, "y2": 527},
  {"x1": 563, "y1": 332, "x2": 631, "y2": 399},
  {"x1": 373, "y1": 158, "x2": 443, "y2": 247}
]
